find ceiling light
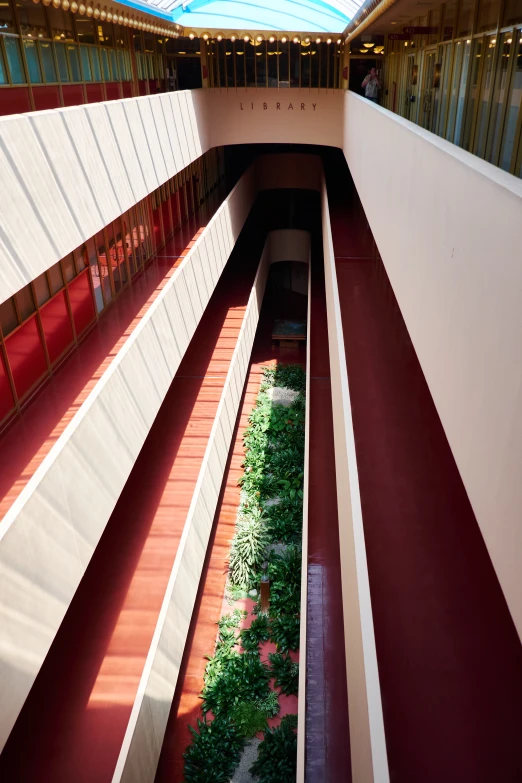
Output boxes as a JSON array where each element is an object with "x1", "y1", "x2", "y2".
[
  {"x1": 281, "y1": 36, "x2": 287, "y2": 43},
  {"x1": 230, "y1": 35, "x2": 236, "y2": 41},
  {"x1": 257, "y1": 35, "x2": 263, "y2": 41},
  {"x1": 316, "y1": 37, "x2": 321, "y2": 43},
  {"x1": 326, "y1": 38, "x2": 332, "y2": 44},
  {"x1": 202, "y1": 33, "x2": 209, "y2": 40},
  {"x1": 363, "y1": 42, "x2": 374, "y2": 47},
  {"x1": 507, "y1": 37, "x2": 512, "y2": 43},
  {"x1": 293, "y1": 36, "x2": 299, "y2": 43},
  {"x1": 337, "y1": 38, "x2": 341, "y2": 44},
  {"x1": 305, "y1": 37, "x2": 310, "y2": 43},
  {"x1": 188, "y1": 32, "x2": 194, "y2": 39},
  {"x1": 269, "y1": 35, "x2": 275, "y2": 42},
  {"x1": 216, "y1": 34, "x2": 222, "y2": 41},
  {"x1": 256, "y1": 51, "x2": 262, "y2": 55},
  {"x1": 244, "y1": 34, "x2": 250, "y2": 41},
  {"x1": 391, "y1": 21, "x2": 396, "y2": 24}
]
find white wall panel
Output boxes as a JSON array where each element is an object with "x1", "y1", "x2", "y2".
[
  {"x1": 343, "y1": 92, "x2": 522, "y2": 645},
  {"x1": 0, "y1": 90, "x2": 340, "y2": 305},
  {"x1": 0, "y1": 167, "x2": 256, "y2": 753},
  {"x1": 321, "y1": 178, "x2": 389, "y2": 783}
]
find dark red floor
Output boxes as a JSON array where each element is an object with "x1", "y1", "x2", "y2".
[
  {"x1": 305, "y1": 244, "x2": 351, "y2": 781},
  {"x1": 0, "y1": 190, "x2": 224, "y2": 522},
  {"x1": 328, "y1": 175, "x2": 522, "y2": 782},
  {"x1": 0, "y1": 205, "x2": 262, "y2": 783}
]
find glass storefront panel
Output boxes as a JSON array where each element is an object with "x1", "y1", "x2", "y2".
[
  {"x1": 67, "y1": 44, "x2": 82, "y2": 82},
  {"x1": 80, "y1": 45, "x2": 92, "y2": 81},
  {"x1": 5, "y1": 37, "x2": 26, "y2": 84},
  {"x1": 462, "y1": 38, "x2": 483, "y2": 149},
  {"x1": 23, "y1": 40, "x2": 42, "y2": 84},
  {"x1": 486, "y1": 32, "x2": 513, "y2": 162},
  {"x1": 40, "y1": 42, "x2": 57, "y2": 82},
  {"x1": 473, "y1": 35, "x2": 497, "y2": 155},
  {"x1": 453, "y1": 39, "x2": 472, "y2": 144},
  {"x1": 499, "y1": 38, "x2": 522, "y2": 170}
]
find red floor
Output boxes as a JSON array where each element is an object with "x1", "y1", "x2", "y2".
[
  {"x1": 0, "y1": 191, "x2": 223, "y2": 523},
  {"x1": 0, "y1": 205, "x2": 261, "y2": 782},
  {"x1": 305, "y1": 244, "x2": 351, "y2": 782},
  {"x1": 155, "y1": 287, "x2": 305, "y2": 783},
  {"x1": 329, "y1": 177, "x2": 522, "y2": 781}
]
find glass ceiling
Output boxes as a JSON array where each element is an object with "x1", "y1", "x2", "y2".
[{"x1": 124, "y1": 0, "x2": 363, "y2": 32}]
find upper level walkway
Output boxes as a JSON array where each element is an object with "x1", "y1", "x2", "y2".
[{"x1": 0, "y1": 193, "x2": 222, "y2": 524}]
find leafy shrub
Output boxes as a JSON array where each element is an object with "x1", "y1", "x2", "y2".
[
  {"x1": 269, "y1": 652, "x2": 299, "y2": 696},
  {"x1": 183, "y1": 715, "x2": 244, "y2": 783},
  {"x1": 262, "y1": 364, "x2": 306, "y2": 393},
  {"x1": 268, "y1": 545, "x2": 302, "y2": 617},
  {"x1": 230, "y1": 701, "x2": 268, "y2": 737},
  {"x1": 255, "y1": 689, "x2": 280, "y2": 719},
  {"x1": 218, "y1": 609, "x2": 246, "y2": 631},
  {"x1": 240, "y1": 614, "x2": 271, "y2": 651},
  {"x1": 265, "y1": 499, "x2": 303, "y2": 544},
  {"x1": 229, "y1": 511, "x2": 270, "y2": 589},
  {"x1": 249, "y1": 714, "x2": 298, "y2": 783},
  {"x1": 270, "y1": 615, "x2": 300, "y2": 653},
  {"x1": 202, "y1": 651, "x2": 271, "y2": 716}
]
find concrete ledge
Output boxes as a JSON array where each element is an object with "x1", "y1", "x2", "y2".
[{"x1": 321, "y1": 177, "x2": 389, "y2": 783}]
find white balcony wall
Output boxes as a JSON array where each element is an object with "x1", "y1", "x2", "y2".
[
  {"x1": 343, "y1": 92, "x2": 522, "y2": 644},
  {"x1": 0, "y1": 90, "x2": 339, "y2": 305},
  {"x1": 0, "y1": 167, "x2": 255, "y2": 752}
]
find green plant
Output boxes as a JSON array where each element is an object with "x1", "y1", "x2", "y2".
[
  {"x1": 265, "y1": 498, "x2": 303, "y2": 544},
  {"x1": 229, "y1": 511, "x2": 271, "y2": 589},
  {"x1": 255, "y1": 689, "x2": 280, "y2": 719},
  {"x1": 202, "y1": 651, "x2": 271, "y2": 716},
  {"x1": 183, "y1": 715, "x2": 244, "y2": 783},
  {"x1": 270, "y1": 615, "x2": 300, "y2": 653},
  {"x1": 218, "y1": 609, "x2": 246, "y2": 630},
  {"x1": 249, "y1": 714, "x2": 298, "y2": 783},
  {"x1": 269, "y1": 652, "x2": 299, "y2": 696},
  {"x1": 240, "y1": 614, "x2": 271, "y2": 651},
  {"x1": 268, "y1": 545, "x2": 302, "y2": 617},
  {"x1": 230, "y1": 701, "x2": 268, "y2": 737}
]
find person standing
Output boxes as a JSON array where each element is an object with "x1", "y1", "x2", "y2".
[{"x1": 362, "y1": 68, "x2": 381, "y2": 103}]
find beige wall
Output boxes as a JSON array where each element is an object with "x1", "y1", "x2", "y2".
[
  {"x1": 321, "y1": 176, "x2": 390, "y2": 783},
  {"x1": 0, "y1": 91, "x2": 340, "y2": 306},
  {"x1": 343, "y1": 92, "x2": 522, "y2": 643}
]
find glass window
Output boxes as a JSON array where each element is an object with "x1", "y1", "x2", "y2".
[
  {"x1": 33, "y1": 272, "x2": 51, "y2": 306},
  {"x1": 474, "y1": 35, "x2": 497, "y2": 155},
  {"x1": 267, "y1": 39, "x2": 277, "y2": 87},
  {"x1": 98, "y1": 21, "x2": 114, "y2": 47},
  {"x1": 290, "y1": 42, "x2": 299, "y2": 87},
  {"x1": 235, "y1": 40, "x2": 245, "y2": 86},
  {"x1": 462, "y1": 38, "x2": 483, "y2": 149},
  {"x1": 80, "y1": 45, "x2": 92, "y2": 80},
  {"x1": 86, "y1": 237, "x2": 104, "y2": 313},
  {"x1": 503, "y1": 0, "x2": 522, "y2": 25},
  {"x1": 457, "y1": 0, "x2": 475, "y2": 37},
  {"x1": 47, "y1": 6, "x2": 74, "y2": 41},
  {"x1": 39, "y1": 41, "x2": 57, "y2": 82},
  {"x1": 442, "y1": 0, "x2": 457, "y2": 41},
  {"x1": 75, "y1": 16, "x2": 96, "y2": 44},
  {"x1": 453, "y1": 39, "x2": 472, "y2": 144},
  {"x1": 96, "y1": 230, "x2": 112, "y2": 304},
  {"x1": 23, "y1": 40, "x2": 42, "y2": 83},
  {"x1": 446, "y1": 41, "x2": 465, "y2": 139},
  {"x1": 109, "y1": 47, "x2": 118, "y2": 78},
  {"x1": 100, "y1": 46, "x2": 110, "y2": 80},
  {"x1": 89, "y1": 46, "x2": 101, "y2": 81},
  {"x1": 16, "y1": 0, "x2": 49, "y2": 38},
  {"x1": 16, "y1": 285, "x2": 35, "y2": 321},
  {"x1": 486, "y1": 32, "x2": 513, "y2": 162},
  {"x1": 73, "y1": 245, "x2": 86, "y2": 273},
  {"x1": 62, "y1": 253, "x2": 76, "y2": 282},
  {"x1": 54, "y1": 42, "x2": 69, "y2": 81},
  {"x1": 478, "y1": 0, "x2": 499, "y2": 33},
  {"x1": 117, "y1": 49, "x2": 125, "y2": 80},
  {"x1": 67, "y1": 44, "x2": 82, "y2": 81},
  {"x1": 0, "y1": 45, "x2": 7, "y2": 85},
  {"x1": 48, "y1": 262, "x2": 64, "y2": 294},
  {"x1": 5, "y1": 37, "x2": 26, "y2": 84},
  {"x1": 256, "y1": 42, "x2": 267, "y2": 87},
  {"x1": 499, "y1": 38, "x2": 522, "y2": 171},
  {"x1": 279, "y1": 41, "x2": 289, "y2": 86},
  {"x1": 0, "y1": 0, "x2": 16, "y2": 34},
  {"x1": 245, "y1": 40, "x2": 255, "y2": 86},
  {"x1": 0, "y1": 298, "x2": 18, "y2": 337}
]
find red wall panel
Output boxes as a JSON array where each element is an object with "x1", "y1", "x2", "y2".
[
  {"x1": 122, "y1": 82, "x2": 133, "y2": 98},
  {"x1": 161, "y1": 200, "x2": 171, "y2": 238},
  {"x1": 86, "y1": 84, "x2": 104, "y2": 103},
  {"x1": 0, "y1": 351, "x2": 15, "y2": 423},
  {"x1": 138, "y1": 80, "x2": 148, "y2": 96},
  {"x1": 105, "y1": 82, "x2": 121, "y2": 101},
  {"x1": 68, "y1": 272, "x2": 96, "y2": 336},
  {"x1": 0, "y1": 87, "x2": 32, "y2": 116},
  {"x1": 5, "y1": 316, "x2": 47, "y2": 400},
  {"x1": 61, "y1": 85, "x2": 85, "y2": 107},
  {"x1": 32, "y1": 86, "x2": 61, "y2": 111},
  {"x1": 40, "y1": 291, "x2": 74, "y2": 365}
]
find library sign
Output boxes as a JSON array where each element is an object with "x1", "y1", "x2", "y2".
[{"x1": 239, "y1": 101, "x2": 318, "y2": 112}]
